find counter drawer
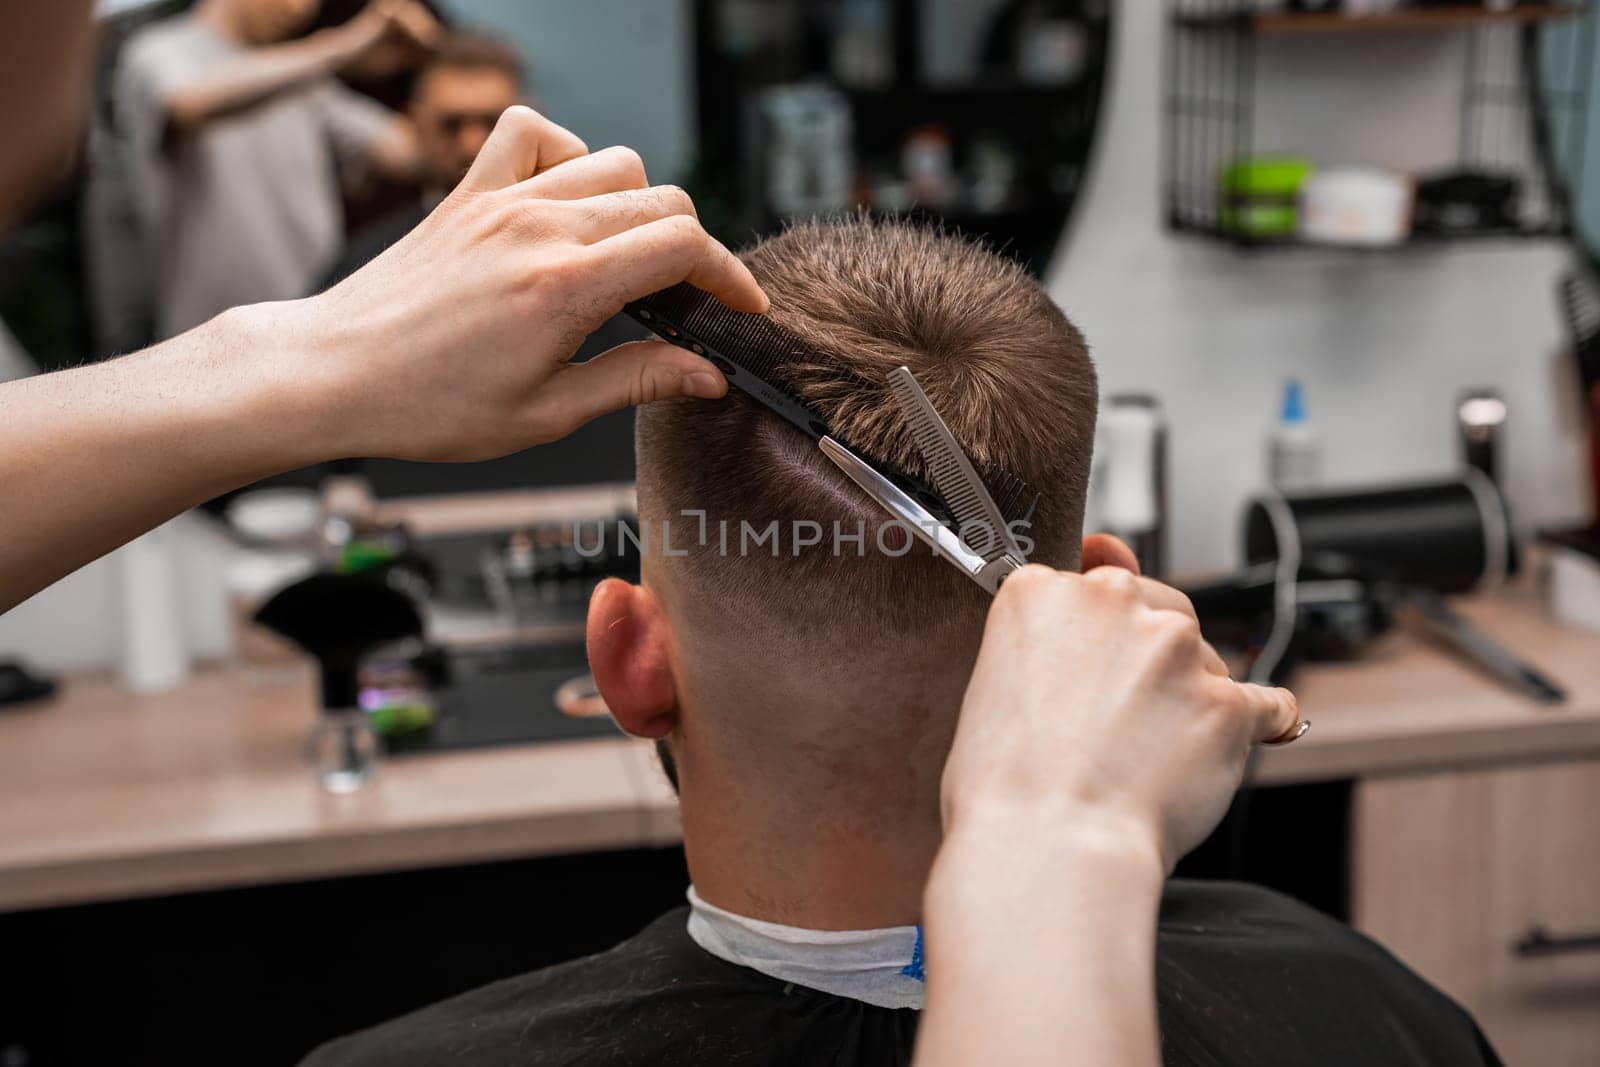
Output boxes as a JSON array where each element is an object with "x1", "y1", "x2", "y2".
[{"x1": 1353, "y1": 762, "x2": 1600, "y2": 1066}]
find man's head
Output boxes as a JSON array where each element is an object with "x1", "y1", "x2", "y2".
[
  {"x1": 588, "y1": 219, "x2": 1105, "y2": 885},
  {"x1": 409, "y1": 32, "x2": 524, "y2": 191}
]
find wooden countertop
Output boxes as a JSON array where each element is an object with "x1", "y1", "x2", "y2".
[
  {"x1": 1252, "y1": 574, "x2": 1600, "y2": 785},
  {"x1": 2, "y1": 486, "x2": 1595, "y2": 912},
  {"x1": 0, "y1": 663, "x2": 680, "y2": 913}
]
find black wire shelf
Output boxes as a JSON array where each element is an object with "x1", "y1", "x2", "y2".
[
  {"x1": 1163, "y1": 0, "x2": 1596, "y2": 252},
  {"x1": 1175, "y1": 3, "x2": 1582, "y2": 35},
  {"x1": 1169, "y1": 216, "x2": 1572, "y2": 249}
]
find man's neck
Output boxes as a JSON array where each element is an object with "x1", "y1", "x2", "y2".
[{"x1": 679, "y1": 776, "x2": 944, "y2": 930}]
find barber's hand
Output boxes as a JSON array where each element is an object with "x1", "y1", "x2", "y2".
[
  {"x1": 941, "y1": 562, "x2": 1300, "y2": 874},
  {"x1": 377, "y1": 0, "x2": 442, "y2": 50},
  {"x1": 333, "y1": 1, "x2": 440, "y2": 78},
  {"x1": 345, "y1": 0, "x2": 441, "y2": 52},
  {"x1": 284, "y1": 107, "x2": 765, "y2": 462}
]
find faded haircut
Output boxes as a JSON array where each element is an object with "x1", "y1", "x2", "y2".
[{"x1": 635, "y1": 217, "x2": 1097, "y2": 641}]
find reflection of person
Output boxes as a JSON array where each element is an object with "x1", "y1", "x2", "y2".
[
  {"x1": 299, "y1": 222, "x2": 1498, "y2": 1067},
  {"x1": 321, "y1": 31, "x2": 525, "y2": 289},
  {"x1": 2, "y1": 3, "x2": 767, "y2": 618},
  {"x1": 115, "y1": 0, "x2": 440, "y2": 337}
]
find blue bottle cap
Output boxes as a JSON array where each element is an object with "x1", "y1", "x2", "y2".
[{"x1": 1281, "y1": 379, "x2": 1307, "y2": 425}]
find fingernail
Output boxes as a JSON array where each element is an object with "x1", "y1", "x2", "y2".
[{"x1": 684, "y1": 371, "x2": 725, "y2": 399}]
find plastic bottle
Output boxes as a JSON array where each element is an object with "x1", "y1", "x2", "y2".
[
  {"x1": 119, "y1": 523, "x2": 190, "y2": 692},
  {"x1": 1097, "y1": 395, "x2": 1166, "y2": 576},
  {"x1": 1268, "y1": 379, "x2": 1321, "y2": 493}
]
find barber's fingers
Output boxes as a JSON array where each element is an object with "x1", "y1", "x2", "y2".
[
  {"x1": 587, "y1": 214, "x2": 769, "y2": 314},
  {"x1": 1080, "y1": 533, "x2": 1141, "y2": 575},
  {"x1": 1081, "y1": 566, "x2": 1229, "y2": 677},
  {"x1": 461, "y1": 106, "x2": 587, "y2": 192},
  {"x1": 1128, "y1": 577, "x2": 1231, "y2": 677},
  {"x1": 1227, "y1": 680, "x2": 1301, "y2": 746},
  {"x1": 1122, "y1": 572, "x2": 1194, "y2": 619},
  {"x1": 1136, "y1": 588, "x2": 1230, "y2": 677},
  {"x1": 1199, "y1": 641, "x2": 1232, "y2": 679},
  {"x1": 529, "y1": 341, "x2": 728, "y2": 436},
  {"x1": 383, "y1": 0, "x2": 442, "y2": 48},
  {"x1": 557, "y1": 185, "x2": 698, "y2": 244},
  {"x1": 514, "y1": 146, "x2": 650, "y2": 201}
]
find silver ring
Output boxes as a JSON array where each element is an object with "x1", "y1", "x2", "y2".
[{"x1": 1260, "y1": 720, "x2": 1310, "y2": 747}]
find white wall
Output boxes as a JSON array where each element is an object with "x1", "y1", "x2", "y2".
[{"x1": 1054, "y1": 2, "x2": 1592, "y2": 573}]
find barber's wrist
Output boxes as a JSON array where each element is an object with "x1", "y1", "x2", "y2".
[
  {"x1": 929, "y1": 803, "x2": 1164, "y2": 916},
  {"x1": 922, "y1": 812, "x2": 1164, "y2": 1010},
  {"x1": 221, "y1": 298, "x2": 362, "y2": 468}
]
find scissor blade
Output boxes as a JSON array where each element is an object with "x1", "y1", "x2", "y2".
[
  {"x1": 886, "y1": 366, "x2": 1022, "y2": 561},
  {"x1": 818, "y1": 436, "x2": 987, "y2": 582}
]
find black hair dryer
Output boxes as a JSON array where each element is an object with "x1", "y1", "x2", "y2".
[
  {"x1": 1223, "y1": 476, "x2": 1561, "y2": 703},
  {"x1": 1186, "y1": 475, "x2": 1517, "y2": 687},
  {"x1": 254, "y1": 573, "x2": 425, "y2": 792},
  {"x1": 1243, "y1": 476, "x2": 1517, "y2": 594}
]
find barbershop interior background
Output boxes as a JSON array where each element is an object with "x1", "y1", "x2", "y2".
[{"x1": 2, "y1": 0, "x2": 1600, "y2": 1063}]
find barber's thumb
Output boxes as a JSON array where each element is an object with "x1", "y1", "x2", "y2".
[{"x1": 540, "y1": 340, "x2": 729, "y2": 428}]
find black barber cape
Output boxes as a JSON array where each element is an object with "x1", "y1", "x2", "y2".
[{"x1": 302, "y1": 880, "x2": 1501, "y2": 1067}]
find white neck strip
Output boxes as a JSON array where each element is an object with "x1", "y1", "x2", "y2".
[{"x1": 685, "y1": 886, "x2": 926, "y2": 1010}]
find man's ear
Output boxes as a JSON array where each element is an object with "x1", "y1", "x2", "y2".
[
  {"x1": 1080, "y1": 533, "x2": 1141, "y2": 575},
  {"x1": 586, "y1": 577, "x2": 680, "y2": 739}
]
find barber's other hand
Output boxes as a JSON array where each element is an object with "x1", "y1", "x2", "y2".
[
  {"x1": 377, "y1": 0, "x2": 443, "y2": 50},
  {"x1": 281, "y1": 107, "x2": 766, "y2": 462},
  {"x1": 339, "y1": 0, "x2": 441, "y2": 70},
  {"x1": 941, "y1": 561, "x2": 1300, "y2": 874}
]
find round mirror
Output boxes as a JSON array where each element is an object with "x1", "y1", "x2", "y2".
[{"x1": 1536, "y1": 11, "x2": 1600, "y2": 266}]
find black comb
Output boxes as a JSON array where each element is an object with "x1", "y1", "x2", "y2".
[
  {"x1": 623, "y1": 284, "x2": 1038, "y2": 528},
  {"x1": 625, "y1": 283, "x2": 834, "y2": 441}
]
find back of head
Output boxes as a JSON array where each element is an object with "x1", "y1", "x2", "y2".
[
  {"x1": 633, "y1": 218, "x2": 1096, "y2": 814},
  {"x1": 638, "y1": 218, "x2": 1096, "y2": 654},
  {"x1": 626, "y1": 220, "x2": 1099, "y2": 860}
]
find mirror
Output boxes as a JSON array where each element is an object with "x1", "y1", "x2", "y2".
[
  {"x1": 1537, "y1": 8, "x2": 1600, "y2": 265},
  {"x1": 457, "y1": 0, "x2": 1113, "y2": 272}
]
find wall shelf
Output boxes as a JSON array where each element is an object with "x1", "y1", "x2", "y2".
[
  {"x1": 1168, "y1": 218, "x2": 1569, "y2": 248},
  {"x1": 1163, "y1": 1, "x2": 1597, "y2": 250},
  {"x1": 1176, "y1": 3, "x2": 1582, "y2": 36}
]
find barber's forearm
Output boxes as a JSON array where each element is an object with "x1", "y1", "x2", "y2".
[
  {"x1": 163, "y1": 25, "x2": 368, "y2": 135},
  {"x1": 1, "y1": 107, "x2": 769, "y2": 612},
  {"x1": 0, "y1": 303, "x2": 340, "y2": 612},
  {"x1": 916, "y1": 817, "x2": 1164, "y2": 1067}
]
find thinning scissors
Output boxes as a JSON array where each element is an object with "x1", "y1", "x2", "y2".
[{"x1": 819, "y1": 366, "x2": 1026, "y2": 595}]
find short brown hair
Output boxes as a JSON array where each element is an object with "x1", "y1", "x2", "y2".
[
  {"x1": 636, "y1": 218, "x2": 1097, "y2": 641},
  {"x1": 418, "y1": 31, "x2": 525, "y2": 88}
]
